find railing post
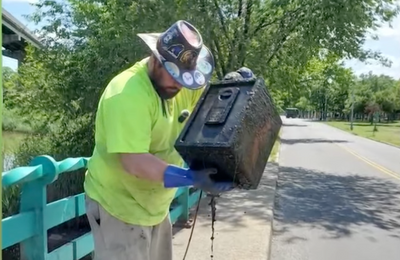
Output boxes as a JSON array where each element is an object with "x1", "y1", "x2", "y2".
[
  {"x1": 19, "y1": 156, "x2": 58, "y2": 260},
  {"x1": 177, "y1": 188, "x2": 190, "y2": 222},
  {"x1": 178, "y1": 163, "x2": 190, "y2": 221}
]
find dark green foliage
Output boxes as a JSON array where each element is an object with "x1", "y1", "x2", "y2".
[{"x1": 2, "y1": 0, "x2": 399, "y2": 222}]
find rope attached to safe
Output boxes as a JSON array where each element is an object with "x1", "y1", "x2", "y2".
[{"x1": 181, "y1": 191, "x2": 218, "y2": 260}]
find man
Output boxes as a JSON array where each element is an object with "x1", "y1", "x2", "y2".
[{"x1": 84, "y1": 20, "x2": 242, "y2": 260}]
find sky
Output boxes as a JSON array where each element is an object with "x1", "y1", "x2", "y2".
[{"x1": 2, "y1": 0, "x2": 400, "y2": 79}]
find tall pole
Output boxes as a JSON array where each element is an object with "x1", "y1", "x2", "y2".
[
  {"x1": 309, "y1": 89, "x2": 312, "y2": 119},
  {"x1": 350, "y1": 88, "x2": 354, "y2": 131},
  {"x1": 1, "y1": 8, "x2": 4, "y2": 247},
  {"x1": 324, "y1": 91, "x2": 328, "y2": 121},
  {"x1": 325, "y1": 78, "x2": 332, "y2": 121}
]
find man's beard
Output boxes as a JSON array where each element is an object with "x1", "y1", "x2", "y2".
[
  {"x1": 148, "y1": 65, "x2": 180, "y2": 100},
  {"x1": 150, "y1": 78, "x2": 179, "y2": 100}
]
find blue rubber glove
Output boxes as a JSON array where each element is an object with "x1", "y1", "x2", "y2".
[{"x1": 164, "y1": 165, "x2": 234, "y2": 194}]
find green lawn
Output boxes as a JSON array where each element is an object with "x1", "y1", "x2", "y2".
[
  {"x1": 2, "y1": 131, "x2": 27, "y2": 155},
  {"x1": 269, "y1": 133, "x2": 282, "y2": 163},
  {"x1": 325, "y1": 120, "x2": 400, "y2": 147}
]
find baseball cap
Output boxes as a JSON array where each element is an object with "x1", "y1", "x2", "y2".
[{"x1": 137, "y1": 20, "x2": 215, "y2": 89}]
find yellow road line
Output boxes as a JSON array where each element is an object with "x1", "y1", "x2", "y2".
[{"x1": 338, "y1": 145, "x2": 400, "y2": 180}]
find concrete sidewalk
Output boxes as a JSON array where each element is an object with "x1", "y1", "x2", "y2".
[{"x1": 172, "y1": 163, "x2": 279, "y2": 260}]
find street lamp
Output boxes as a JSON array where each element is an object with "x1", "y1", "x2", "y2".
[
  {"x1": 325, "y1": 78, "x2": 333, "y2": 121},
  {"x1": 350, "y1": 88, "x2": 354, "y2": 131}
]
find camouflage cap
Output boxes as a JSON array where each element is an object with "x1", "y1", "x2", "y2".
[
  {"x1": 223, "y1": 67, "x2": 255, "y2": 81},
  {"x1": 223, "y1": 71, "x2": 243, "y2": 81},
  {"x1": 237, "y1": 67, "x2": 255, "y2": 79}
]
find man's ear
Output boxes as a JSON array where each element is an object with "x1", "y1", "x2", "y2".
[
  {"x1": 149, "y1": 54, "x2": 161, "y2": 72},
  {"x1": 153, "y1": 55, "x2": 163, "y2": 70}
]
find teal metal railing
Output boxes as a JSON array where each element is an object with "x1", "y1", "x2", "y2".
[{"x1": 2, "y1": 155, "x2": 203, "y2": 260}]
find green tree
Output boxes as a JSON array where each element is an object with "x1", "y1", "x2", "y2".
[
  {"x1": 2, "y1": 66, "x2": 18, "y2": 106},
  {"x1": 7, "y1": 0, "x2": 400, "y2": 207},
  {"x1": 351, "y1": 73, "x2": 400, "y2": 122}
]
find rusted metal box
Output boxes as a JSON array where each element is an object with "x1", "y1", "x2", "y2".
[{"x1": 174, "y1": 77, "x2": 282, "y2": 190}]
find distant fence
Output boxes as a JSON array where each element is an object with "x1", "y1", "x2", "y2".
[{"x1": 2, "y1": 155, "x2": 203, "y2": 260}]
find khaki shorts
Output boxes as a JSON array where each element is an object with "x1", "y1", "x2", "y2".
[{"x1": 85, "y1": 195, "x2": 173, "y2": 260}]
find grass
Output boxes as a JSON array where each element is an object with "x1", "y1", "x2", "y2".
[
  {"x1": 325, "y1": 120, "x2": 400, "y2": 147},
  {"x1": 2, "y1": 131, "x2": 27, "y2": 219},
  {"x1": 269, "y1": 131, "x2": 282, "y2": 162},
  {"x1": 2, "y1": 108, "x2": 34, "y2": 134},
  {"x1": 2, "y1": 131, "x2": 27, "y2": 155}
]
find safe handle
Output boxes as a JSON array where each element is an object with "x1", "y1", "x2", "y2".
[{"x1": 205, "y1": 87, "x2": 240, "y2": 125}]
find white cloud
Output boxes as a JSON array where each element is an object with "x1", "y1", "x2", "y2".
[
  {"x1": 375, "y1": 17, "x2": 400, "y2": 43},
  {"x1": 346, "y1": 57, "x2": 400, "y2": 78},
  {"x1": 345, "y1": 12, "x2": 400, "y2": 79}
]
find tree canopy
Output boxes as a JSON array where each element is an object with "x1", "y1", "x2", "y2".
[
  {"x1": 2, "y1": 3, "x2": 400, "y2": 256},
  {"x1": 1, "y1": 0, "x2": 399, "y2": 228},
  {"x1": 3, "y1": 0, "x2": 399, "y2": 161}
]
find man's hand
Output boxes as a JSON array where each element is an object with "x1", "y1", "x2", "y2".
[
  {"x1": 191, "y1": 168, "x2": 235, "y2": 194},
  {"x1": 163, "y1": 165, "x2": 235, "y2": 194}
]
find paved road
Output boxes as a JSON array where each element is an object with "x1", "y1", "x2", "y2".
[{"x1": 271, "y1": 118, "x2": 400, "y2": 260}]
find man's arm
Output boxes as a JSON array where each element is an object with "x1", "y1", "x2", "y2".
[
  {"x1": 119, "y1": 153, "x2": 167, "y2": 182},
  {"x1": 102, "y1": 86, "x2": 166, "y2": 182},
  {"x1": 102, "y1": 82, "x2": 233, "y2": 192}
]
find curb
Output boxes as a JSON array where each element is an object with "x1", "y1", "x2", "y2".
[
  {"x1": 265, "y1": 162, "x2": 279, "y2": 260},
  {"x1": 365, "y1": 136, "x2": 400, "y2": 149},
  {"x1": 266, "y1": 133, "x2": 282, "y2": 260}
]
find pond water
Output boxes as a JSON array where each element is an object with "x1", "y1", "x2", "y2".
[
  {"x1": 2, "y1": 131, "x2": 27, "y2": 171},
  {"x1": 3, "y1": 154, "x2": 16, "y2": 171}
]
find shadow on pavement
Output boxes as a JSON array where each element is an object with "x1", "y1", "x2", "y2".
[
  {"x1": 173, "y1": 163, "x2": 279, "y2": 234},
  {"x1": 302, "y1": 119, "x2": 322, "y2": 122},
  {"x1": 280, "y1": 138, "x2": 349, "y2": 145},
  {"x1": 273, "y1": 166, "x2": 400, "y2": 239},
  {"x1": 349, "y1": 123, "x2": 400, "y2": 128},
  {"x1": 283, "y1": 123, "x2": 308, "y2": 127}
]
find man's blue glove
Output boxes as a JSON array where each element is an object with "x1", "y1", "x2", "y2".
[{"x1": 163, "y1": 165, "x2": 234, "y2": 194}]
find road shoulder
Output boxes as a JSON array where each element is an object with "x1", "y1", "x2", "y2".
[{"x1": 324, "y1": 121, "x2": 400, "y2": 148}]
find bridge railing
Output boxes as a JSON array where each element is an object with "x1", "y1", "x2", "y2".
[{"x1": 2, "y1": 155, "x2": 203, "y2": 260}]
